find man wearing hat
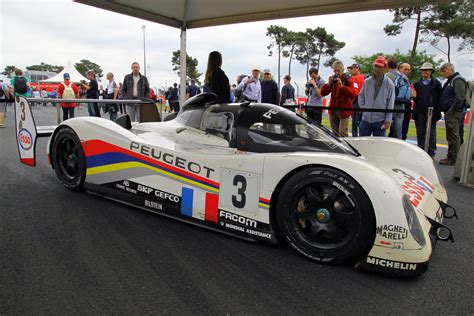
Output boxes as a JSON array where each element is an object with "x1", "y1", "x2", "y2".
[
  {"x1": 412, "y1": 62, "x2": 442, "y2": 157},
  {"x1": 358, "y1": 56, "x2": 395, "y2": 137},
  {"x1": 238, "y1": 66, "x2": 261, "y2": 103},
  {"x1": 261, "y1": 69, "x2": 279, "y2": 105},
  {"x1": 347, "y1": 63, "x2": 365, "y2": 136},
  {"x1": 57, "y1": 73, "x2": 79, "y2": 121}
]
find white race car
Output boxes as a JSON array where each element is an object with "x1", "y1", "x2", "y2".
[{"x1": 15, "y1": 93, "x2": 457, "y2": 277}]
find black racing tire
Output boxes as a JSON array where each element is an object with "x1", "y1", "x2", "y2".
[
  {"x1": 276, "y1": 166, "x2": 375, "y2": 264},
  {"x1": 51, "y1": 127, "x2": 86, "y2": 191}
]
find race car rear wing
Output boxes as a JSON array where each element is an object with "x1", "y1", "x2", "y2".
[
  {"x1": 14, "y1": 96, "x2": 50, "y2": 166},
  {"x1": 14, "y1": 96, "x2": 160, "y2": 167}
]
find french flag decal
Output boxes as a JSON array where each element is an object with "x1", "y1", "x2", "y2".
[
  {"x1": 417, "y1": 177, "x2": 434, "y2": 194},
  {"x1": 181, "y1": 187, "x2": 219, "y2": 223}
]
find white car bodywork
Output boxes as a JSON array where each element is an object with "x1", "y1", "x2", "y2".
[{"x1": 15, "y1": 95, "x2": 454, "y2": 276}]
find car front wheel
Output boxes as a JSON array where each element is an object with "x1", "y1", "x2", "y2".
[{"x1": 276, "y1": 166, "x2": 375, "y2": 264}]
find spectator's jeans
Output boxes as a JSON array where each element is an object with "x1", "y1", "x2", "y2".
[
  {"x1": 62, "y1": 107, "x2": 75, "y2": 121},
  {"x1": 109, "y1": 111, "x2": 118, "y2": 121},
  {"x1": 87, "y1": 102, "x2": 96, "y2": 116},
  {"x1": 415, "y1": 117, "x2": 437, "y2": 156},
  {"x1": 445, "y1": 108, "x2": 463, "y2": 161},
  {"x1": 351, "y1": 110, "x2": 362, "y2": 137},
  {"x1": 127, "y1": 105, "x2": 140, "y2": 122},
  {"x1": 359, "y1": 120, "x2": 386, "y2": 137},
  {"x1": 390, "y1": 112, "x2": 405, "y2": 139},
  {"x1": 329, "y1": 113, "x2": 349, "y2": 137},
  {"x1": 172, "y1": 101, "x2": 180, "y2": 112}
]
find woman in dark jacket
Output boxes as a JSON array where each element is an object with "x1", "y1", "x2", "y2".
[{"x1": 205, "y1": 51, "x2": 230, "y2": 103}]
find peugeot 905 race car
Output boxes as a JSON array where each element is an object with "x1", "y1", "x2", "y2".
[{"x1": 14, "y1": 93, "x2": 457, "y2": 277}]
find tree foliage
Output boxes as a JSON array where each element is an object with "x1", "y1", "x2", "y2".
[
  {"x1": 171, "y1": 50, "x2": 202, "y2": 85},
  {"x1": 1, "y1": 65, "x2": 17, "y2": 78},
  {"x1": 75, "y1": 59, "x2": 103, "y2": 79},
  {"x1": 294, "y1": 27, "x2": 345, "y2": 80},
  {"x1": 384, "y1": 6, "x2": 431, "y2": 63},
  {"x1": 281, "y1": 31, "x2": 305, "y2": 76},
  {"x1": 385, "y1": 2, "x2": 473, "y2": 63},
  {"x1": 351, "y1": 50, "x2": 443, "y2": 82},
  {"x1": 266, "y1": 25, "x2": 289, "y2": 87},
  {"x1": 420, "y1": 1, "x2": 473, "y2": 62},
  {"x1": 26, "y1": 62, "x2": 64, "y2": 73}
]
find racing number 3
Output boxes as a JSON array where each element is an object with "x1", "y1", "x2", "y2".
[{"x1": 232, "y1": 175, "x2": 247, "y2": 208}]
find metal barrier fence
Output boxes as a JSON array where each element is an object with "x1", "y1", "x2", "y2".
[{"x1": 10, "y1": 98, "x2": 161, "y2": 124}]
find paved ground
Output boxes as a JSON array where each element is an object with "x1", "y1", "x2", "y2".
[{"x1": 1, "y1": 104, "x2": 473, "y2": 314}]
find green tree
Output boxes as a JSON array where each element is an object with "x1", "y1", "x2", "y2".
[
  {"x1": 295, "y1": 27, "x2": 345, "y2": 80},
  {"x1": 420, "y1": 1, "x2": 473, "y2": 62},
  {"x1": 266, "y1": 25, "x2": 289, "y2": 87},
  {"x1": 75, "y1": 59, "x2": 103, "y2": 79},
  {"x1": 351, "y1": 50, "x2": 443, "y2": 82},
  {"x1": 384, "y1": 6, "x2": 432, "y2": 64},
  {"x1": 282, "y1": 31, "x2": 305, "y2": 77},
  {"x1": 26, "y1": 62, "x2": 64, "y2": 73},
  {"x1": 1, "y1": 65, "x2": 17, "y2": 78},
  {"x1": 171, "y1": 50, "x2": 202, "y2": 85}
]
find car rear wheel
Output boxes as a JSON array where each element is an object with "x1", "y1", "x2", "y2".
[
  {"x1": 51, "y1": 127, "x2": 86, "y2": 191},
  {"x1": 276, "y1": 166, "x2": 375, "y2": 264}
]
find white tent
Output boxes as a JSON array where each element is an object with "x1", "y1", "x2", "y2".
[{"x1": 40, "y1": 60, "x2": 88, "y2": 83}]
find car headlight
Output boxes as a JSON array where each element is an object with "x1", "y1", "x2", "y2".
[{"x1": 402, "y1": 195, "x2": 426, "y2": 247}]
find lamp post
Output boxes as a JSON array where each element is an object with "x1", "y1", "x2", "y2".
[{"x1": 142, "y1": 25, "x2": 147, "y2": 76}]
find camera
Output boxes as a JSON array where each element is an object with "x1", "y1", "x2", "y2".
[
  {"x1": 332, "y1": 75, "x2": 340, "y2": 83},
  {"x1": 305, "y1": 82, "x2": 312, "y2": 89}
]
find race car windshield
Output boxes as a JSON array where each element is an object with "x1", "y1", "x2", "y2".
[{"x1": 236, "y1": 105, "x2": 357, "y2": 155}]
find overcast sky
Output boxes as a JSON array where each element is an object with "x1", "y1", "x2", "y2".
[{"x1": 1, "y1": 0, "x2": 472, "y2": 92}]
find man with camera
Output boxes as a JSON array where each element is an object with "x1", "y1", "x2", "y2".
[
  {"x1": 320, "y1": 60, "x2": 358, "y2": 137},
  {"x1": 305, "y1": 68, "x2": 325, "y2": 124}
]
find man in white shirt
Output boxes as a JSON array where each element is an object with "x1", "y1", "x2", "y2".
[{"x1": 238, "y1": 66, "x2": 261, "y2": 103}]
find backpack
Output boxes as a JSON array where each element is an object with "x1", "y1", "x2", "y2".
[
  {"x1": 234, "y1": 75, "x2": 249, "y2": 102},
  {"x1": 393, "y1": 74, "x2": 411, "y2": 103},
  {"x1": 62, "y1": 83, "x2": 75, "y2": 99},
  {"x1": 14, "y1": 77, "x2": 28, "y2": 94}
]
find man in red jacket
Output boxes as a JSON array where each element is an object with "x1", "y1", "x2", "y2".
[
  {"x1": 320, "y1": 60, "x2": 358, "y2": 137},
  {"x1": 347, "y1": 63, "x2": 365, "y2": 136}
]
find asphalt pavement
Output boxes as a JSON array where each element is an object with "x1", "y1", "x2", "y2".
[{"x1": 1, "y1": 104, "x2": 473, "y2": 314}]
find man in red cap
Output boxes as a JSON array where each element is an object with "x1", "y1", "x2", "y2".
[{"x1": 358, "y1": 56, "x2": 395, "y2": 137}]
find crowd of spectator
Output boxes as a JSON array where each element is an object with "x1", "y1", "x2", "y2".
[{"x1": 1, "y1": 54, "x2": 472, "y2": 166}]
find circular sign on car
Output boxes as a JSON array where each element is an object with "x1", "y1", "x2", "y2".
[{"x1": 18, "y1": 128, "x2": 33, "y2": 150}]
